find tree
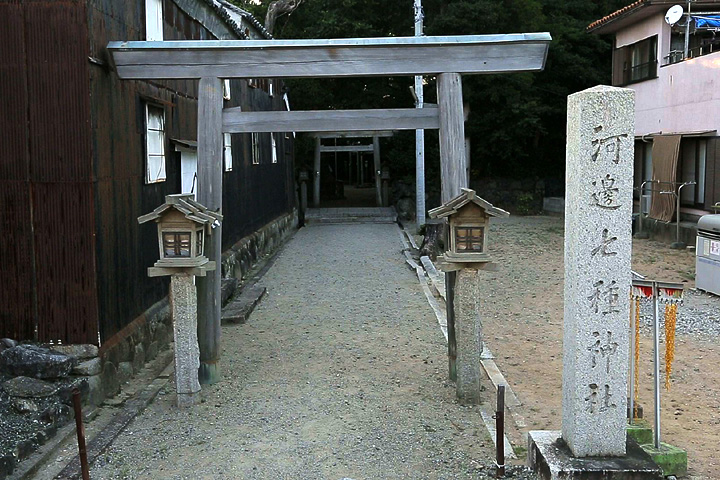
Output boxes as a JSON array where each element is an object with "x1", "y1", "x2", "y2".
[{"x1": 232, "y1": 0, "x2": 632, "y2": 185}]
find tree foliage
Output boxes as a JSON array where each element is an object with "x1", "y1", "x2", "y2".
[{"x1": 233, "y1": 0, "x2": 631, "y2": 184}]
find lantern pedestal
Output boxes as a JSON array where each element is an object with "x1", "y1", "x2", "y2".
[
  {"x1": 170, "y1": 273, "x2": 202, "y2": 407},
  {"x1": 453, "y1": 267, "x2": 484, "y2": 404}
]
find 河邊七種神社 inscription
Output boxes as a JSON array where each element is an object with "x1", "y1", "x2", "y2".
[{"x1": 562, "y1": 85, "x2": 634, "y2": 457}]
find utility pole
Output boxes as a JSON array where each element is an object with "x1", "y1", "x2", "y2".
[{"x1": 414, "y1": 0, "x2": 426, "y2": 225}]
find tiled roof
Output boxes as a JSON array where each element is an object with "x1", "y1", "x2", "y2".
[
  {"x1": 587, "y1": 0, "x2": 648, "y2": 31},
  {"x1": 213, "y1": 0, "x2": 273, "y2": 39}
]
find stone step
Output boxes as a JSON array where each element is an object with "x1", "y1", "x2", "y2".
[
  {"x1": 304, "y1": 207, "x2": 398, "y2": 224},
  {"x1": 221, "y1": 285, "x2": 267, "y2": 324}
]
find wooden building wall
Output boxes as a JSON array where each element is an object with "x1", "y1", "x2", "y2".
[
  {"x1": 0, "y1": 0, "x2": 98, "y2": 344},
  {"x1": 0, "y1": 0, "x2": 295, "y2": 345}
]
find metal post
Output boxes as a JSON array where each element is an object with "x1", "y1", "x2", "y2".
[
  {"x1": 684, "y1": 3, "x2": 691, "y2": 60},
  {"x1": 414, "y1": 0, "x2": 426, "y2": 224},
  {"x1": 374, "y1": 136, "x2": 382, "y2": 206},
  {"x1": 496, "y1": 385, "x2": 505, "y2": 478},
  {"x1": 71, "y1": 388, "x2": 90, "y2": 480},
  {"x1": 652, "y1": 281, "x2": 661, "y2": 448},
  {"x1": 313, "y1": 137, "x2": 321, "y2": 206},
  {"x1": 629, "y1": 297, "x2": 636, "y2": 424}
]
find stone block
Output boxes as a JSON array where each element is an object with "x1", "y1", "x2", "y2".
[
  {"x1": 641, "y1": 443, "x2": 687, "y2": 477},
  {"x1": 626, "y1": 420, "x2": 653, "y2": 446},
  {"x1": 85, "y1": 374, "x2": 105, "y2": 406},
  {"x1": 132, "y1": 343, "x2": 145, "y2": 374},
  {"x1": 2, "y1": 376, "x2": 58, "y2": 398},
  {"x1": 146, "y1": 341, "x2": 159, "y2": 362},
  {"x1": 101, "y1": 361, "x2": 120, "y2": 398},
  {"x1": 221, "y1": 285, "x2": 267, "y2": 324},
  {"x1": 0, "y1": 345, "x2": 75, "y2": 379},
  {"x1": 49, "y1": 344, "x2": 98, "y2": 359},
  {"x1": 72, "y1": 357, "x2": 102, "y2": 376},
  {"x1": 11, "y1": 397, "x2": 39, "y2": 414},
  {"x1": 117, "y1": 361, "x2": 133, "y2": 385},
  {"x1": 562, "y1": 85, "x2": 634, "y2": 457},
  {"x1": 527, "y1": 430, "x2": 662, "y2": 480}
]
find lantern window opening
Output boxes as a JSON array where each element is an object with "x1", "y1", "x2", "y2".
[
  {"x1": 196, "y1": 229, "x2": 204, "y2": 256},
  {"x1": 163, "y1": 231, "x2": 192, "y2": 258},
  {"x1": 455, "y1": 225, "x2": 485, "y2": 253}
]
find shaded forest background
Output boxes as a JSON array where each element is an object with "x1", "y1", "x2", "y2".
[{"x1": 233, "y1": 0, "x2": 630, "y2": 197}]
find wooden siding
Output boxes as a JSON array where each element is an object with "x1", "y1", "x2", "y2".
[{"x1": 0, "y1": 0, "x2": 98, "y2": 344}]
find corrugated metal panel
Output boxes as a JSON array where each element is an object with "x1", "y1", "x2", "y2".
[
  {"x1": 0, "y1": 0, "x2": 98, "y2": 344},
  {"x1": 0, "y1": 1, "x2": 30, "y2": 182},
  {"x1": 0, "y1": 1, "x2": 34, "y2": 341},
  {"x1": 33, "y1": 183, "x2": 98, "y2": 344},
  {"x1": 25, "y1": 0, "x2": 92, "y2": 183},
  {"x1": 0, "y1": 182, "x2": 35, "y2": 341}
]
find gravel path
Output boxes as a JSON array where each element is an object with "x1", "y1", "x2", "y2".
[{"x1": 89, "y1": 223, "x2": 498, "y2": 479}]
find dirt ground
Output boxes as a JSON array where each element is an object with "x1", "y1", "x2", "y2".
[{"x1": 478, "y1": 216, "x2": 720, "y2": 479}]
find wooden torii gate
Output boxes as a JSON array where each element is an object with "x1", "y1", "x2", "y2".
[
  {"x1": 309, "y1": 130, "x2": 395, "y2": 207},
  {"x1": 108, "y1": 34, "x2": 551, "y2": 384}
]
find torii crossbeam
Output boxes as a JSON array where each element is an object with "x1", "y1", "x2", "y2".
[{"x1": 108, "y1": 33, "x2": 551, "y2": 385}]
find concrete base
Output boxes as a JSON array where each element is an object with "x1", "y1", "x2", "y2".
[
  {"x1": 641, "y1": 443, "x2": 687, "y2": 477},
  {"x1": 198, "y1": 362, "x2": 220, "y2": 385},
  {"x1": 626, "y1": 420, "x2": 653, "y2": 445},
  {"x1": 527, "y1": 431, "x2": 663, "y2": 480}
]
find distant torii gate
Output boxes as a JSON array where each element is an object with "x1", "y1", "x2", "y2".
[
  {"x1": 309, "y1": 130, "x2": 395, "y2": 207},
  {"x1": 108, "y1": 34, "x2": 551, "y2": 384}
]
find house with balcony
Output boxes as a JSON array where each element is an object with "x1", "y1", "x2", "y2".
[{"x1": 588, "y1": 0, "x2": 720, "y2": 244}]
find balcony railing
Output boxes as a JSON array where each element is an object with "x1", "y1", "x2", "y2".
[
  {"x1": 663, "y1": 38, "x2": 720, "y2": 65},
  {"x1": 623, "y1": 60, "x2": 658, "y2": 85}
]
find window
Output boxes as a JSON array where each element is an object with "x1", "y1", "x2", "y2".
[
  {"x1": 271, "y1": 133, "x2": 278, "y2": 164},
  {"x1": 455, "y1": 226, "x2": 484, "y2": 252},
  {"x1": 613, "y1": 36, "x2": 658, "y2": 86},
  {"x1": 269, "y1": 81, "x2": 274, "y2": 97},
  {"x1": 252, "y1": 133, "x2": 260, "y2": 165},
  {"x1": 223, "y1": 79, "x2": 231, "y2": 100},
  {"x1": 145, "y1": 104, "x2": 166, "y2": 183},
  {"x1": 224, "y1": 133, "x2": 233, "y2": 171},
  {"x1": 678, "y1": 138, "x2": 708, "y2": 207},
  {"x1": 145, "y1": 0, "x2": 163, "y2": 41}
]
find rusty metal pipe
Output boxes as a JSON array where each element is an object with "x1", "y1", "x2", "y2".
[
  {"x1": 496, "y1": 385, "x2": 505, "y2": 478},
  {"x1": 71, "y1": 388, "x2": 90, "y2": 480}
]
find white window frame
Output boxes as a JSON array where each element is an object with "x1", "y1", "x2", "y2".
[
  {"x1": 224, "y1": 133, "x2": 233, "y2": 171},
  {"x1": 252, "y1": 132, "x2": 260, "y2": 165},
  {"x1": 145, "y1": 0, "x2": 163, "y2": 41},
  {"x1": 145, "y1": 104, "x2": 166, "y2": 184},
  {"x1": 223, "y1": 79, "x2": 231, "y2": 100},
  {"x1": 271, "y1": 133, "x2": 278, "y2": 164}
]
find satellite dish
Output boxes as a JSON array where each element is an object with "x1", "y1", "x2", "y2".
[{"x1": 665, "y1": 5, "x2": 684, "y2": 25}]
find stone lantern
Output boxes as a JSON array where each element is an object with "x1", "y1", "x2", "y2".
[
  {"x1": 138, "y1": 194, "x2": 222, "y2": 277},
  {"x1": 428, "y1": 188, "x2": 509, "y2": 267},
  {"x1": 428, "y1": 188, "x2": 509, "y2": 404},
  {"x1": 138, "y1": 194, "x2": 222, "y2": 407}
]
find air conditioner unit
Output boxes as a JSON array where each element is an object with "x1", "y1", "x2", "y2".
[{"x1": 641, "y1": 195, "x2": 652, "y2": 215}]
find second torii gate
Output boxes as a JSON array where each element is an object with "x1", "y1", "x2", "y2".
[
  {"x1": 309, "y1": 130, "x2": 395, "y2": 207},
  {"x1": 108, "y1": 33, "x2": 551, "y2": 384}
]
